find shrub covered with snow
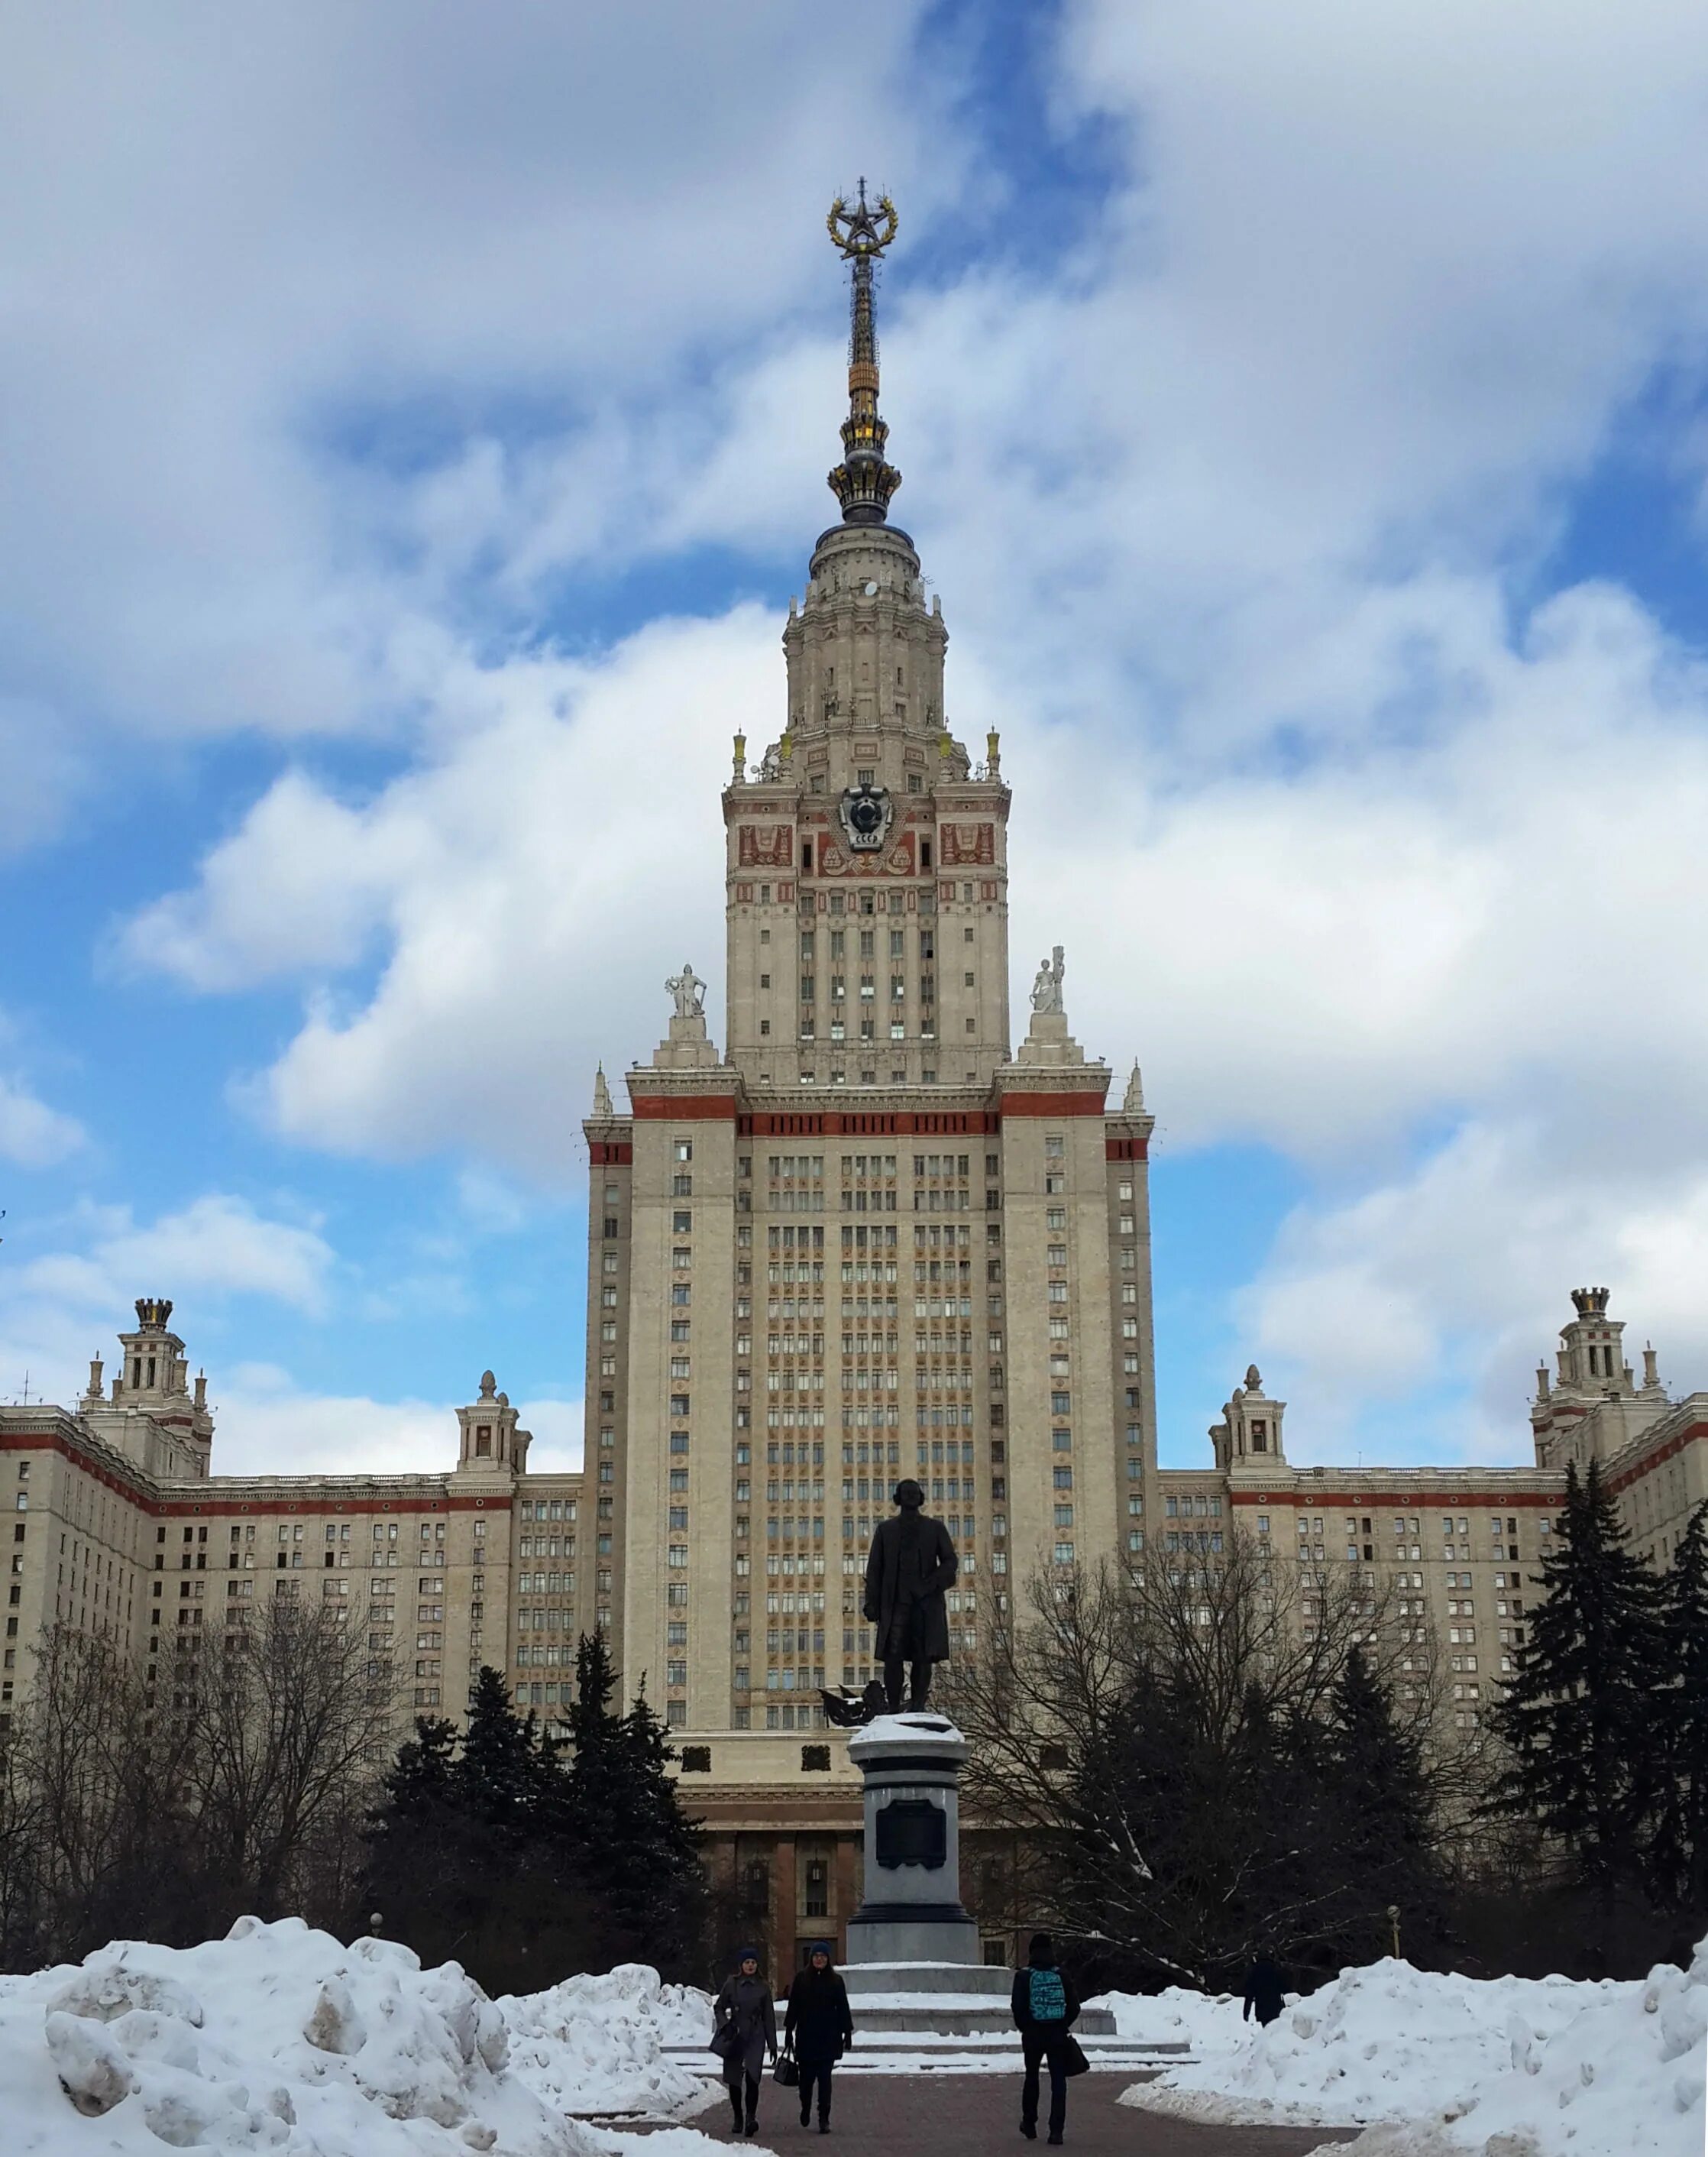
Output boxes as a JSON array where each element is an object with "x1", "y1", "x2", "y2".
[
  {"x1": 1110, "y1": 1939, "x2": 1707, "y2": 2157},
  {"x1": 0, "y1": 1916, "x2": 667, "y2": 2155},
  {"x1": 500, "y1": 1962, "x2": 712, "y2": 2118}
]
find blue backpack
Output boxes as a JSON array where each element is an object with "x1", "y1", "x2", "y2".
[{"x1": 1028, "y1": 1968, "x2": 1066, "y2": 2023}]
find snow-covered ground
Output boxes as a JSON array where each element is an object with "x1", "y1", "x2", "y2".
[
  {"x1": 0, "y1": 1916, "x2": 725, "y2": 2157},
  {"x1": 1102, "y1": 1938, "x2": 1707, "y2": 2157}
]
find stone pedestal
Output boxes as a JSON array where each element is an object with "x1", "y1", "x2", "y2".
[{"x1": 843, "y1": 1712, "x2": 980, "y2": 1967}]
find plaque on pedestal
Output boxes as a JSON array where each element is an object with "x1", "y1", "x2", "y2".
[{"x1": 842, "y1": 1711, "x2": 981, "y2": 1968}]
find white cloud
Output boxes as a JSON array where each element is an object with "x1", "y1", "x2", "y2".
[
  {"x1": 8, "y1": 1194, "x2": 334, "y2": 1344},
  {"x1": 0, "y1": 3, "x2": 943, "y2": 778},
  {"x1": 29, "y1": 3, "x2": 1708, "y2": 1457},
  {"x1": 1236, "y1": 1125, "x2": 1708, "y2": 1465},
  {"x1": 209, "y1": 1365, "x2": 458, "y2": 1478},
  {"x1": 125, "y1": 611, "x2": 768, "y2": 1174},
  {"x1": 0, "y1": 1073, "x2": 85, "y2": 1168}
]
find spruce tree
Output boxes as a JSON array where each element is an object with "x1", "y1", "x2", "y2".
[
  {"x1": 1486, "y1": 1460, "x2": 1666, "y2": 1951},
  {"x1": 455, "y1": 1666, "x2": 545, "y2": 1829},
  {"x1": 1323, "y1": 1645, "x2": 1444, "y2": 1963},
  {"x1": 561, "y1": 1636, "x2": 706, "y2": 1977},
  {"x1": 362, "y1": 1716, "x2": 466, "y2": 1958},
  {"x1": 609, "y1": 1689, "x2": 706, "y2": 1973},
  {"x1": 1648, "y1": 1501, "x2": 1708, "y2": 1916}
]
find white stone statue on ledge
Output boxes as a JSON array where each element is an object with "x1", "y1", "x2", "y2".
[
  {"x1": 665, "y1": 964, "x2": 707, "y2": 1020},
  {"x1": 1030, "y1": 944, "x2": 1065, "y2": 1014}
]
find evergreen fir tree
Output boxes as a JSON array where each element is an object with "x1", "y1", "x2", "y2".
[
  {"x1": 1648, "y1": 1501, "x2": 1708, "y2": 1917},
  {"x1": 454, "y1": 1666, "x2": 545, "y2": 1829},
  {"x1": 609, "y1": 1689, "x2": 706, "y2": 1970},
  {"x1": 1486, "y1": 1460, "x2": 1666, "y2": 1951},
  {"x1": 561, "y1": 1637, "x2": 705, "y2": 1977},
  {"x1": 377, "y1": 1715, "x2": 460, "y2": 1821},
  {"x1": 362, "y1": 1716, "x2": 467, "y2": 1958},
  {"x1": 1323, "y1": 1645, "x2": 1444, "y2": 1962}
]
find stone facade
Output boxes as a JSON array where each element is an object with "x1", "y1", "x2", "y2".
[{"x1": 0, "y1": 1301, "x2": 574, "y2": 1735}]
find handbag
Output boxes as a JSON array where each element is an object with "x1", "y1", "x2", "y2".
[
  {"x1": 1054, "y1": 2032, "x2": 1090, "y2": 2078},
  {"x1": 772, "y1": 2050, "x2": 800, "y2": 2087},
  {"x1": 708, "y1": 2022, "x2": 737, "y2": 2061}
]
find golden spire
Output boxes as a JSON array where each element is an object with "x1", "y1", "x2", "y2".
[{"x1": 826, "y1": 180, "x2": 901, "y2": 525}]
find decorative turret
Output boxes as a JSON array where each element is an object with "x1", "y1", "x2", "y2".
[
  {"x1": 455, "y1": 1368, "x2": 527, "y2": 1472},
  {"x1": 1531, "y1": 1287, "x2": 1671, "y2": 1469},
  {"x1": 87, "y1": 1295, "x2": 213, "y2": 1478},
  {"x1": 826, "y1": 183, "x2": 901, "y2": 526},
  {"x1": 1210, "y1": 1363, "x2": 1287, "y2": 1473}
]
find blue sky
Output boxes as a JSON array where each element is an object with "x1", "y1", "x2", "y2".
[{"x1": 4, "y1": 0, "x2": 1708, "y2": 1478}]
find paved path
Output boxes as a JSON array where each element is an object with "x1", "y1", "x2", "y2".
[{"x1": 674, "y1": 2074, "x2": 1356, "y2": 2156}]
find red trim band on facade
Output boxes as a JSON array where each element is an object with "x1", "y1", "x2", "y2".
[
  {"x1": 589, "y1": 1142, "x2": 633, "y2": 1164},
  {"x1": 1607, "y1": 1418, "x2": 1707, "y2": 1496},
  {"x1": 1105, "y1": 1136, "x2": 1150, "y2": 1161},
  {"x1": 999, "y1": 1090, "x2": 1111, "y2": 1117},
  {"x1": 739, "y1": 1109, "x2": 1001, "y2": 1138},
  {"x1": 1227, "y1": 1487, "x2": 1561, "y2": 1510},
  {"x1": 0, "y1": 1430, "x2": 516, "y2": 1519},
  {"x1": 630, "y1": 1094, "x2": 740, "y2": 1120}
]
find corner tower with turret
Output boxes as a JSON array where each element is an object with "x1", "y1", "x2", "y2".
[{"x1": 81, "y1": 1297, "x2": 214, "y2": 1479}]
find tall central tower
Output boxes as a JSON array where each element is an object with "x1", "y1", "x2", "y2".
[
  {"x1": 724, "y1": 186, "x2": 1011, "y2": 1091},
  {"x1": 581, "y1": 193, "x2": 1157, "y2": 1796}
]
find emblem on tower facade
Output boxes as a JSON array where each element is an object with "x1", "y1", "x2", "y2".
[{"x1": 838, "y1": 781, "x2": 893, "y2": 852}]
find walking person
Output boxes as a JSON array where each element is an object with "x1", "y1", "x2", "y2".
[
  {"x1": 1243, "y1": 1948, "x2": 1286, "y2": 2028},
  {"x1": 712, "y1": 1946, "x2": 777, "y2": 2139},
  {"x1": 1011, "y1": 1932, "x2": 1081, "y2": 2145},
  {"x1": 784, "y1": 1940, "x2": 854, "y2": 2132}
]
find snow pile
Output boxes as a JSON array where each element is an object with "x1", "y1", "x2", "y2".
[
  {"x1": 1111, "y1": 1941, "x2": 1707, "y2": 2157},
  {"x1": 500, "y1": 1963, "x2": 713, "y2": 2118},
  {"x1": 0, "y1": 1916, "x2": 668, "y2": 2155}
]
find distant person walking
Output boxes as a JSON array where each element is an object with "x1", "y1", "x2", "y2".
[
  {"x1": 784, "y1": 1940, "x2": 854, "y2": 2132},
  {"x1": 1243, "y1": 1951, "x2": 1286, "y2": 2028},
  {"x1": 1011, "y1": 1932, "x2": 1081, "y2": 2144},
  {"x1": 712, "y1": 1947, "x2": 777, "y2": 2138}
]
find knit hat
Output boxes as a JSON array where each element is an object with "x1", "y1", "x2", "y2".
[
  {"x1": 807, "y1": 1941, "x2": 833, "y2": 1964},
  {"x1": 736, "y1": 1945, "x2": 761, "y2": 1967},
  {"x1": 1027, "y1": 1932, "x2": 1056, "y2": 1966}
]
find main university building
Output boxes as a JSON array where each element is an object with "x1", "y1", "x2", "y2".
[{"x1": 4, "y1": 197, "x2": 1704, "y2": 1974}]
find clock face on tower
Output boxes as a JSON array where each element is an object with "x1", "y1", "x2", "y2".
[{"x1": 839, "y1": 782, "x2": 893, "y2": 852}]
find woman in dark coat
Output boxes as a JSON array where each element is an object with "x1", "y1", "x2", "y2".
[
  {"x1": 712, "y1": 1947, "x2": 777, "y2": 2137},
  {"x1": 784, "y1": 1940, "x2": 854, "y2": 2133}
]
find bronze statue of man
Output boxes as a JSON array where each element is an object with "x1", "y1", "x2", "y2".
[{"x1": 862, "y1": 1479, "x2": 958, "y2": 1714}]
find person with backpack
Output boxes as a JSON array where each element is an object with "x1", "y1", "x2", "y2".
[
  {"x1": 711, "y1": 1946, "x2": 777, "y2": 2138},
  {"x1": 783, "y1": 1940, "x2": 854, "y2": 2133},
  {"x1": 1011, "y1": 1932, "x2": 1082, "y2": 2144}
]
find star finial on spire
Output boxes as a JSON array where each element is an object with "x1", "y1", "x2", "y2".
[{"x1": 826, "y1": 183, "x2": 901, "y2": 525}]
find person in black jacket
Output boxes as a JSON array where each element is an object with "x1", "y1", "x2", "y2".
[
  {"x1": 1011, "y1": 1932, "x2": 1080, "y2": 2145},
  {"x1": 784, "y1": 1941, "x2": 854, "y2": 2133},
  {"x1": 1243, "y1": 1950, "x2": 1286, "y2": 2027},
  {"x1": 712, "y1": 1947, "x2": 777, "y2": 2138}
]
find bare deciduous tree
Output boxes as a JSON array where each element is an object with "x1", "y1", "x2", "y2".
[
  {"x1": 0, "y1": 1606, "x2": 394, "y2": 1968},
  {"x1": 943, "y1": 1537, "x2": 1450, "y2": 1988}
]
